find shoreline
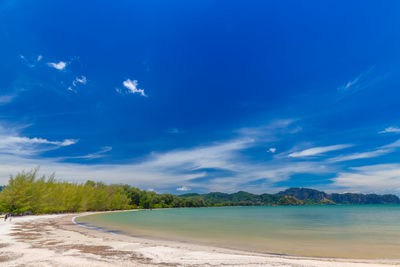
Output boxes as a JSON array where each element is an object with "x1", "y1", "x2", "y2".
[
  {"x1": 0, "y1": 212, "x2": 399, "y2": 266},
  {"x1": 74, "y1": 208, "x2": 400, "y2": 260}
]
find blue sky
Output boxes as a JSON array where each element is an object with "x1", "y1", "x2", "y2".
[{"x1": 1, "y1": 0, "x2": 400, "y2": 194}]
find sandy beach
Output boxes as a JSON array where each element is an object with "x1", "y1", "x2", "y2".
[{"x1": 0, "y1": 212, "x2": 399, "y2": 267}]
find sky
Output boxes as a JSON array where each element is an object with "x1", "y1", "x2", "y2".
[{"x1": 1, "y1": 0, "x2": 400, "y2": 194}]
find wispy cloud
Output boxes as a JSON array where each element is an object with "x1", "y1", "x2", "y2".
[
  {"x1": 381, "y1": 139, "x2": 400, "y2": 149},
  {"x1": 67, "y1": 146, "x2": 112, "y2": 160},
  {"x1": 121, "y1": 79, "x2": 146, "y2": 96},
  {"x1": 68, "y1": 76, "x2": 88, "y2": 92},
  {"x1": 327, "y1": 149, "x2": 391, "y2": 163},
  {"x1": 337, "y1": 74, "x2": 362, "y2": 92},
  {"x1": 288, "y1": 144, "x2": 352, "y2": 158},
  {"x1": 0, "y1": 124, "x2": 77, "y2": 156},
  {"x1": 237, "y1": 119, "x2": 297, "y2": 138},
  {"x1": 331, "y1": 164, "x2": 400, "y2": 194},
  {"x1": 47, "y1": 61, "x2": 67, "y2": 71},
  {"x1": 327, "y1": 139, "x2": 400, "y2": 163},
  {"x1": 0, "y1": 136, "x2": 329, "y2": 193},
  {"x1": 72, "y1": 76, "x2": 87, "y2": 86},
  {"x1": 337, "y1": 67, "x2": 374, "y2": 93},
  {"x1": 379, "y1": 126, "x2": 400, "y2": 134},
  {"x1": 0, "y1": 119, "x2": 328, "y2": 193}
]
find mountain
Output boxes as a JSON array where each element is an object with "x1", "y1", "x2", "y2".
[
  {"x1": 278, "y1": 188, "x2": 400, "y2": 205},
  {"x1": 329, "y1": 192, "x2": 400, "y2": 204},
  {"x1": 276, "y1": 188, "x2": 334, "y2": 204},
  {"x1": 181, "y1": 188, "x2": 400, "y2": 206}
]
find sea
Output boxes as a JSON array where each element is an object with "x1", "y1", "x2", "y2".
[{"x1": 76, "y1": 205, "x2": 400, "y2": 259}]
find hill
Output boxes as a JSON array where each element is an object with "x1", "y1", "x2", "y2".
[
  {"x1": 278, "y1": 188, "x2": 400, "y2": 204},
  {"x1": 180, "y1": 191, "x2": 303, "y2": 206},
  {"x1": 181, "y1": 187, "x2": 400, "y2": 206}
]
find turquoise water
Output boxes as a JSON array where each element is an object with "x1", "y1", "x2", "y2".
[{"x1": 77, "y1": 205, "x2": 400, "y2": 259}]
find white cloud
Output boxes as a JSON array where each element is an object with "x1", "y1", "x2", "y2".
[
  {"x1": 0, "y1": 136, "x2": 330, "y2": 193},
  {"x1": 0, "y1": 124, "x2": 77, "y2": 156},
  {"x1": 0, "y1": 136, "x2": 76, "y2": 147},
  {"x1": 0, "y1": 136, "x2": 77, "y2": 156},
  {"x1": 176, "y1": 186, "x2": 190, "y2": 191},
  {"x1": 267, "y1": 147, "x2": 276, "y2": 153},
  {"x1": 67, "y1": 76, "x2": 88, "y2": 92},
  {"x1": 331, "y1": 164, "x2": 400, "y2": 194},
  {"x1": 37, "y1": 55, "x2": 42, "y2": 61},
  {"x1": 47, "y1": 61, "x2": 67, "y2": 71},
  {"x1": 0, "y1": 119, "x2": 329, "y2": 193},
  {"x1": 288, "y1": 144, "x2": 352, "y2": 158},
  {"x1": 379, "y1": 126, "x2": 400, "y2": 134},
  {"x1": 122, "y1": 79, "x2": 146, "y2": 96},
  {"x1": 60, "y1": 139, "x2": 78, "y2": 146},
  {"x1": 72, "y1": 76, "x2": 87, "y2": 86}
]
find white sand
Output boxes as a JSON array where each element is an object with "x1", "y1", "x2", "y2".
[{"x1": 0, "y1": 212, "x2": 399, "y2": 267}]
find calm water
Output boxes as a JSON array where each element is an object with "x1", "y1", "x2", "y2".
[{"x1": 77, "y1": 205, "x2": 400, "y2": 259}]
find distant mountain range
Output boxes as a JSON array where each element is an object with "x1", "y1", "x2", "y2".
[{"x1": 181, "y1": 188, "x2": 400, "y2": 206}]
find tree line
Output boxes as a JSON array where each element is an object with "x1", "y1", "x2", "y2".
[{"x1": 0, "y1": 169, "x2": 205, "y2": 214}]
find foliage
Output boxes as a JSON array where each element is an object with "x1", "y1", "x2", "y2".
[
  {"x1": 0, "y1": 169, "x2": 130, "y2": 214},
  {"x1": 0, "y1": 169, "x2": 206, "y2": 214},
  {"x1": 121, "y1": 185, "x2": 205, "y2": 209},
  {"x1": 180, "y1": 191, "x2": 303, "y2": 206}
]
